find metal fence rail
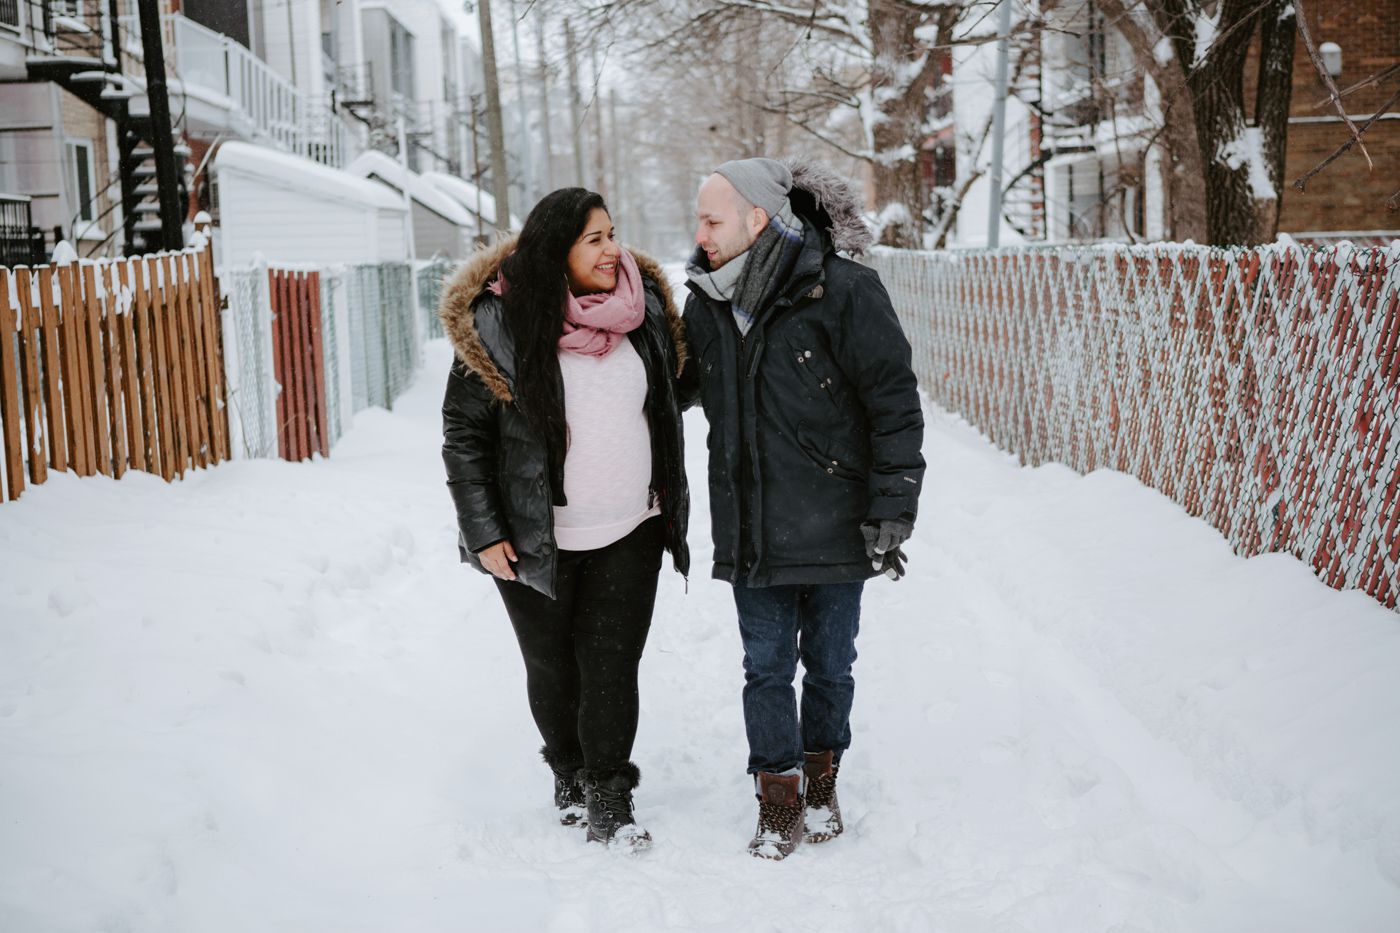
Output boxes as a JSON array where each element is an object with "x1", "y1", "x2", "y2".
[{"x1": 867, "y1": 243, "x2": 1400, "y2": 611}]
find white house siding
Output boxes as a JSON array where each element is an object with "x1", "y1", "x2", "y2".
[
  {"x1": 211, "y1": 142, "x2": 407, "y2": 266},
  {"x1": 412, "y1": 205, "x2": 463, "y2": 259},
  {"x1": 375, "y1": 211, "x2": 410, "y2": 262}
]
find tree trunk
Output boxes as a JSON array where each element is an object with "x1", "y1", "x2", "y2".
[
  {"x1": 1187, "y1": 0, "x2": 1265, "y2": 244},
  {"x1": 868, "y1": 0, "x2": 935, "y2": 248},
  {"x1": 1254, "y1": 0, "x2": 1296, "y2": 241}
]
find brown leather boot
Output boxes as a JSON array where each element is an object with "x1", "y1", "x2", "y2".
[
  {"x1": 802, "y1": 750, "x2": 843, "y2": 843},
  {"x1": 748, "y1": 771, "x2": 804, "y2": 860}
]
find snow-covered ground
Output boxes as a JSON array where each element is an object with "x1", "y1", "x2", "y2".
[{"x1": 3, "y1": 337, "x2": 1400, "y2": 933}]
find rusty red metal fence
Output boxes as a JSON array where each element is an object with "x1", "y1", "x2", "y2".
[
  {"x1": 267, "y1": 268, "x2": 329, "y2": 462},
  {"x1": 867, "y1": 243, "x2": 1400, "y2": 611}
]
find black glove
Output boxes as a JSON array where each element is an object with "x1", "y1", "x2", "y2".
[
  {"x1": 861, "y1": 519, "x2": 913, "y2": 562},
  {"x1": 877, "y1": 546, "x2": 907, "y2": 581}
]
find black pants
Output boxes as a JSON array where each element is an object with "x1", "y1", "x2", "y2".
[{"x1": 494, "y1": 516, "x2": 663, "y2": 774}]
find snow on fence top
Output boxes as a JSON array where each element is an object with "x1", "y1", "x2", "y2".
[
  {"x1": 0, "y1": 238, "x2": 228, "y2": 502},
  {"x1": 867, "y1": 242, "x2": 1400, "y2": 611}
]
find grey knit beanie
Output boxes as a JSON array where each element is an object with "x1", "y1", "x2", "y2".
[{"x1": 713, "y1": 158, "x2": 793, "y2": 217}]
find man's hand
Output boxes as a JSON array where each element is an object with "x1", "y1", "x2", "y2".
[
  {"x1": 861, "y1": 519, "x2": 912, "y2": 562},
  {"x1": 877, "y1": 547, "x2": 907, "y2": 581},
  {"x1": 478, "y1": 540, "x2": 519, "y2": 581}
]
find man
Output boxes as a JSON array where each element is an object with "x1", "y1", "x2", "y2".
[{"x1": 680, "y1": 158, "x2": 925, "y2": 860}]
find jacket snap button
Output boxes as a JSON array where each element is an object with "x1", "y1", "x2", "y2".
[
  {"x1": 796, "y1": 354, "x2": 805, "y2": 363},
  {"x1": 804, "y1": 350, "x2": 812, "y2": 359},
  {"x1": 826, "y1": 467, "x2": 834, "y2": 474},
  {"x1": 831, "y1": 460, "x2": 839, "y2": 466}
]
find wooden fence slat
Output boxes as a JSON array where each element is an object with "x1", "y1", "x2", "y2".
[
  {"x1": 174, "y1": 254, "x2": 206, "y2": 468},
  {"x1": 195, "y1": 244, "x2": 228, "y2": 462},
  {"x1": 146, "y1": 256, "x2": 177, "y2": 481},
  {"x1": 132, "y1": 259, "x2": 161, "y2": 478},
  {"x1": 287, "y1": 271, "x2": 309, "y2": 461},
  {"x1": 56, "y1": 262, "x2": 93, "y2": 476},
  {"x1": 307, "y1": 270, "x2": 329, "y2": 458},
  {"x1": 270, "y1": 270, "x2": 289, "y2": 460},
  {"x1": 0, "y1": 268, "x2": 25, "y2": 501},
  {"x1": 36, "y1": 267, "x2": 67, "y2": 473},
  {"x1": 183, "y1": 254, "x2": 211, "y2": 468},
  {"x1": 160, "y1": 255, "x2": 190, "y2": 476},
  {"x1": 102, "y1": 264, "x2": 128, "y2": 479},
  {"x1": 81, "y1": 264, "x2": 112, "y2": 477},
  {"x1": 15, "y1": 268, "x2": 48, "y2": 485},
  {"x1": 115, "y1": 261, "x2": 147, "y2": 474}
]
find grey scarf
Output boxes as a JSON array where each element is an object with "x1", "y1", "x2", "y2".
[{"x1": 686, "y1": 201, "x2": 805, "y2": 336}]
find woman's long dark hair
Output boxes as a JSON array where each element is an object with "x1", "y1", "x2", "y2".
[{"x1": 500, "y1": 187, "x2": 610, "y2": 486}]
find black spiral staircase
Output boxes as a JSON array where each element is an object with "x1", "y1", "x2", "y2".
[{"x1": 21, "y1": 0, "x2": 189, "y2": 256}]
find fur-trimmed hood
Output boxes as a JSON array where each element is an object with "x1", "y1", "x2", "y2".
[
  {"x1": 785, "y1": 159, "x2": 874, "y2": 256},
  {"x1": 437, "y1": 236, "x2": 687, "y2": 403}
]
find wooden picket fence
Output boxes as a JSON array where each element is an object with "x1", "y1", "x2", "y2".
[
  {"x1": 268, "y1": 268, "x2": 330, "y2": 461},
  {"x1": 0, "y1": 240, "x2": 229, "y2": 502}
]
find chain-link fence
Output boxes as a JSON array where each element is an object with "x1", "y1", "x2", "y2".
[
  {"x1": 340, "y1": 263, "x2": 417, "y2": 413},
  {"x1": 416, "y1": 257, "x2": 458, "y2": 342},
  {"x1": 221, "y1": 259, "x2": 427, "y2": 460},
  {"x1": 221, "y1": 266, "x2": 279, "y2": 459},
  {"x1": 867, "y1": 243, "x2": 1400, "y2": 612}
]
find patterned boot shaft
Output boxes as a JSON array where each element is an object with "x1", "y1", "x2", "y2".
[
  {"x1": 749, "y1": 771, "x2": 805, "y2": 860},
  {"x1": 802, "y1": 750, "x2": 843, "y2": 843}
]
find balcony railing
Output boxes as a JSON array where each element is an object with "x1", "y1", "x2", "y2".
[
  {"x1": 114, "y1": 12, "x2": 361, "y2": 168},
  {"x1": 0, "y1": 194, "x2": 46, "y2": 266}
]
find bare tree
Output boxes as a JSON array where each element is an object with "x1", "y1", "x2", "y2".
[{"x1": 1094, "y1": 0, "x2": 1296, "y2": 245}]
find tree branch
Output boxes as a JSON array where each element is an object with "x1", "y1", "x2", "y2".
[
  {"x1": 1293, "y1": 83, "x2": 1400, "y2": 191},
  {"x1": 1293, "y1": 0, "x2": 1372, "y2": 169}
]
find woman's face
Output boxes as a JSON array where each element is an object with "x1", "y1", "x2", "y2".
[{"x1": 565, "y1": 208, "x2": 621, "y2": 295}]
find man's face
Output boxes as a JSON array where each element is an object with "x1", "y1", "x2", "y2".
[{"x1": 695, "y1": 174, "x2": 766, "y2": 270}]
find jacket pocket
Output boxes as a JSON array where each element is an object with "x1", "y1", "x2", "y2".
[
  {"x1": 785, "y1": 334, "x2": 847, "y2": 414},
  {"x1": 796, "y1": 421, "x2": 867, "y2": 482}
]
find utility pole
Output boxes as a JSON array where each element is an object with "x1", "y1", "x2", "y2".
[
  {"x1": 135, "y1": 0, "x2": 184, "y2": 250},
  {"x1": 588, "y1": 46, "x2": 606, "y2": 199},
  {"x1": 564, "y1": 19, "x2": 586, "y2": 186},
  {"x1": 477, "y1": 0, "x2": 512, "y2": 235},
  {"x1": 608, "y1": 90, "x2": 623, "y2": 229},
  {"x1": 534, "y1": 10, "x2": 553, "y2": 192},
  {"x1": 985, "y1": 0, "x2": 1014, "y2": 248},
  {"x1": 507, "y1": 0, "x2": 533, "y2": 208}
]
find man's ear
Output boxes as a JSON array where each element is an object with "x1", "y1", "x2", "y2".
[{"x1": 749, "y1": 207, "x2": 770, "y2": 236}]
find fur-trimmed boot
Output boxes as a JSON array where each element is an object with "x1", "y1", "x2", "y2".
[
  {"x1": 748, "y1": 771, "x2": 804, "y2": 860},
  {"x1": 583, "y1": 763, "x2": 651, "y2": 850},
  {"x1": 541, "y1": 747, "x2": 586, "y2": 827},
  {"x1": 802, "y1": 750, "x2": 843, "y2": 843}
]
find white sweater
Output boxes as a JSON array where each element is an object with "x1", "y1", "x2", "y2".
[{"x1": 552, "y1": 338, "x2": 660, "y2": 551}]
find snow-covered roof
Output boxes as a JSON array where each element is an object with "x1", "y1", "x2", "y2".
[
  {"x1": 213, "y1": 141, "x2": 405, "y2": 213},
  {"x1": 347, "y1": 151, "x2": 477, "y2": 229},
  {"x1": 420, "y1": 171, "x2": 518, "y2": 230}
]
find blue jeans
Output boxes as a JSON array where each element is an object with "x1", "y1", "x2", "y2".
[{"x1": 732, "y1": 581, "x2": 864, "y2": 774}]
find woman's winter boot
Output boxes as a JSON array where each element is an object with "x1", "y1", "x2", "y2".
[
  {"x1": 748, "y1": 771, "x2": 804, "y2": 860},
  {"x1": 583, "y1": 763, "x2": 651, "y2": 850},
  {"x1": 542, "y1": 747, "x2": 586, "y2": 826},
  {"x1": 802, "y1": 750, "x2": 843, "y2": 843}
]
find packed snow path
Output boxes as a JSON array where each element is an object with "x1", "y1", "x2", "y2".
[{"x1": 3, "y1": 338, "x2": 1399, "y2": 933}]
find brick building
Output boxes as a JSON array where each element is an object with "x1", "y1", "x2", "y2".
[{"x1": 1274, "y1": 0, "x2": 1399, "y2": 239}]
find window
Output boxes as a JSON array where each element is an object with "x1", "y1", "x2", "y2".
[
  {"x1": 389, "y1": 17, "x2": 414, "y2": 100},
  {"x1": 66, "y1": 140, "x2": 96, "y2": 224}
]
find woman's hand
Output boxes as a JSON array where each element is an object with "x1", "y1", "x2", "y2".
[{"x1": 479, "y1": 540, "x2": 519, "y2": 581}]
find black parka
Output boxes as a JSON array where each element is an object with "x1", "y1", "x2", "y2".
[
  {"x1": 681, "y1": 166, "x2": 925, "y2": 587},
  {"x1": 440, "y1": 239, "x2": 690, "y2": 599}
]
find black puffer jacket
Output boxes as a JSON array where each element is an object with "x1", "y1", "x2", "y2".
[
  {"x1": 440, "y1": 238, "x2": 690, "y2": 599},
  {"x1": 681, "y1": 162, "x2": 924, "y2": 587}
]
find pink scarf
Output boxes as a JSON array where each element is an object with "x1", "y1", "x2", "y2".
[{"x1": 489, "y1": 249, "x2": 646, "y2": 358}]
